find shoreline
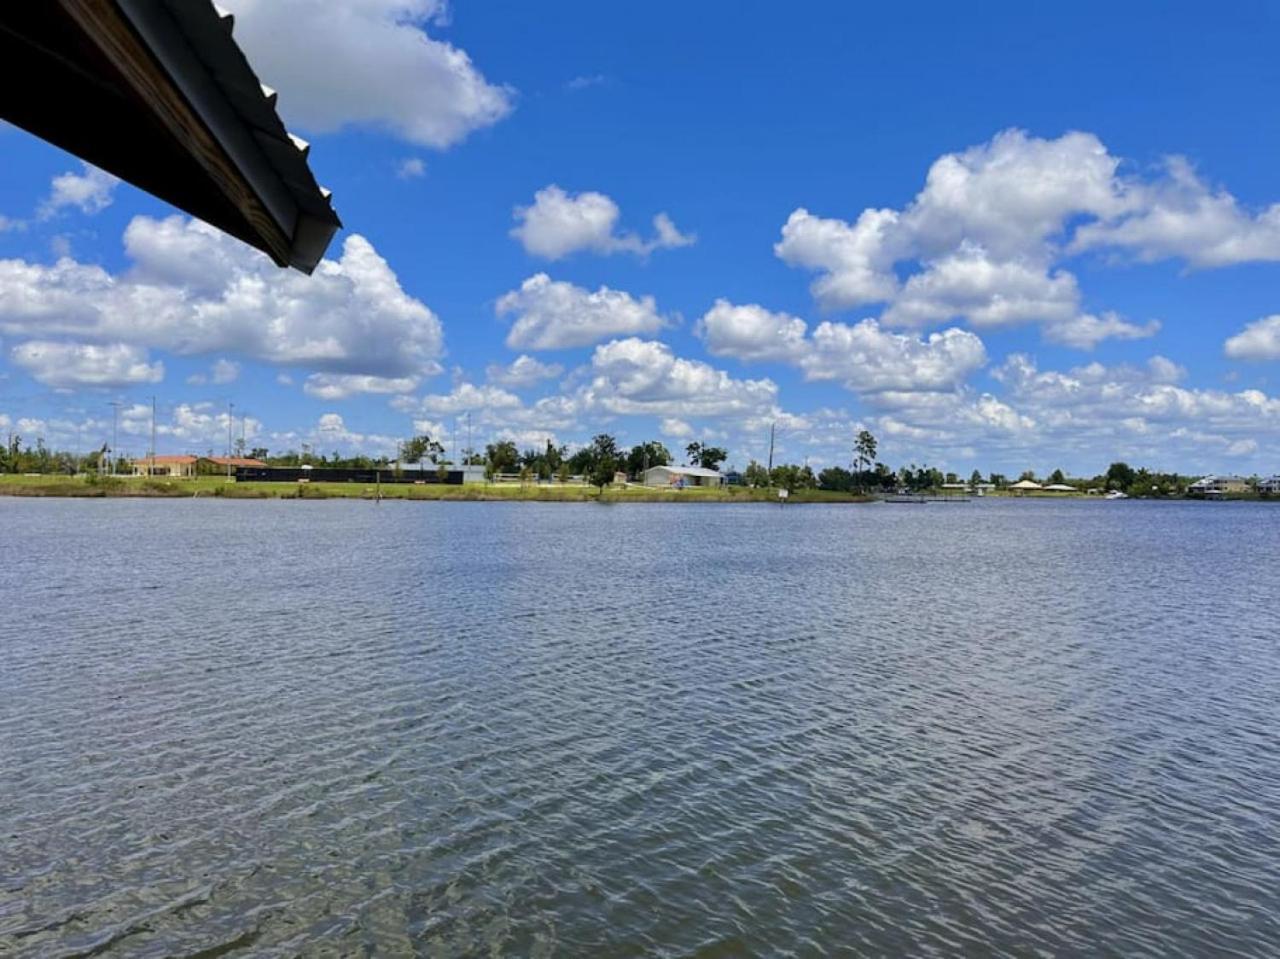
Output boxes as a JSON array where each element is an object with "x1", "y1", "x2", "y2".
[
  {"x1": 0, "y1": 475, "x2": 877, "y2": 504},
  {"x1": 3, "y1": 476, "x2": 1274, "y2": 503}
]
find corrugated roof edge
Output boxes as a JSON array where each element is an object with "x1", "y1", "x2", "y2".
[{"x1": 117, "y1": 0, "x2": 341, "y2": 273}]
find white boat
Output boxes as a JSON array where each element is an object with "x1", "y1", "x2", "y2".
[{"x1": 1104, "y1": 490, "x2": 1129, "y2": 500}]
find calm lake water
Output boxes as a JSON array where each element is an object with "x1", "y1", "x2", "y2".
[{"x1": 2, "y1": 498, "x2": 1279, "y2": 956}]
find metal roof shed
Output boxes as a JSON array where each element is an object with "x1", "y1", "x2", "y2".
[{"x1": 0, "y1": 1, "x2": 340, "y2": 273}]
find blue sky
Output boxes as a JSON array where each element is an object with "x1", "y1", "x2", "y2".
[{"x1": 3, "y1": 0, "x2": 1280, "y2": 476}]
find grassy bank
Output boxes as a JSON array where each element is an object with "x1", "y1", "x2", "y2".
[{"x1": 0, "y1": 474, "x2": 876, "y2": 504}]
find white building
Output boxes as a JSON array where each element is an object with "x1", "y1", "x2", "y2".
[
  {"x1": 1257, "y1": 476, "x2": 1280, "y2": 495},
  {"x1": 642, "y1": 465, "x2": 725, "y2": 488}
]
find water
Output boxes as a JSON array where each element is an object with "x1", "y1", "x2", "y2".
[{"x1": 2, "y1": 497, "x2": 1278, "y2": 957}]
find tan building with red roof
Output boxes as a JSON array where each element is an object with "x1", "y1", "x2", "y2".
[{"x1": 132, "y1": 455, "x2": 266, "y2": 478}]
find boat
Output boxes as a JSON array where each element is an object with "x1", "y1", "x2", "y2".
[{"x1": 1104, "y1": 490, "x2": 1129, "y2": 500}]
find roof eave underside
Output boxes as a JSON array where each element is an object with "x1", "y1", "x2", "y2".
[{"x1": 0, "y1": 0, "x2": 340, "y2": 273}]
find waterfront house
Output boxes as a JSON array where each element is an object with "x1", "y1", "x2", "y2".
[
  {"x1": 197, "y1": 456, "x2": 268, "y2": 475},
  {"x1": 1042, "y1": 483, "x2": 1079, "y2": 493},
  {"x1": 1188, "y1": 475, "x2": 1250, "y2": 497},
  {"x1": 643, "y1": 465, "x2": 725, "y2": 488},
  {"x1": 1257, "y1": 476, "x2": 1280, "y2": 496},
  {"x1": 132, "y1": 455, "x2": 266, "y2": 478},
  {"x1": 133, "y1": 455, "x2": 198, "y2": 478},
  {"x1": 1008, "y1": 479, "x2": 1043, "y2": 494}
]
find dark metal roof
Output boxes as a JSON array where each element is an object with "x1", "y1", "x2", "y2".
[{"x1": 0, "y1": 0, "x2": 340, "y2": 273}]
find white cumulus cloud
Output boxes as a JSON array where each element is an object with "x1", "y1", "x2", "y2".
[
  {"x1": 1224, "y1": 314, "x2": 1280, "y2": 361},
  {"x1": 397, "y1": 157, "x2": 427, "y2": 179},
  {"x1": 400, "y1": 382, "x2": 524, "y2": 417},
  {"x1": 188, "y1": 358, "x2": 242, "y2": 385},
  {"x1": 1072, "y1": 157, "x2": 1280, "y2": 267},
  {"x1": 698, "y1": 299, "x2": 987, "y2": 394},
  {"x1": 219, "y1": 0, "x2": 512, "y2": 148},
  {"x1": 0, "y1": 216, "x2": 444, "y2": 381},
  {"x1": 581, "y1": 338, "x2": 777, "y2": 418},
  {"x1": 802, "y1": 321, "x2": 987, "y2": 393},
  {"x1": 774, "y1": 128, "x2": 1280, "y2": 349},
  {"x1": 39, "y1": 163, "x2": 119, "y2": 219},
  {"x1": 1043, "y1": 312, "x2": 1160, "y2": 350},
  {"x1": 11, "y1": 341, "x2": 163, "y2": 388},
  {"x1": 486, "y1": 354, "x2": 564, "y2": 388},
  {"x1": 498, "y1": 273, "x2": 667, "y2": 350},
  {"x1": 659, "y1": 417, "x2": 694, "y2": 439},
  {"x1": 511, "y1": 185, "x2": 694, "y2": 259},
  {"x1": 303, "y1": 373, "x2": 421, "y2": 399},
  {"x1": 698, "y1": 300, "x2": 809, "y2": 363}
]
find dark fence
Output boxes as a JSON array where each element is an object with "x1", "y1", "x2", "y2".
[{"x1": 235, "y1": 467, "x2": 463, "y2": 485}]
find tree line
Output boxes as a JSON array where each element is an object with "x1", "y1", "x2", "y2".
[{"x1": 2, "y1": 427, "x2": 1259, "y2": 499}]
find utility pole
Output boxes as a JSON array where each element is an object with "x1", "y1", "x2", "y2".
[
  {"x1": 227, "y1": 401, "x2": 234, "y2": 479},
  {"x1": 109, "y1": 400, "x2": 121, "y2": 475},
  {"x1": 466, "y1": 411, "x2": 472, "y2": 465},
  {"x1": 767, "y1": 421, "x2": 776, "y2": 475},
  {"x1": 149, "y1": 395, "x2": 156, "y2": 477}
]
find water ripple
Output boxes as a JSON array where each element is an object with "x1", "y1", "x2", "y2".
[{"x1": 2, "y1": 498, "x2": 1279, "y2": 956}]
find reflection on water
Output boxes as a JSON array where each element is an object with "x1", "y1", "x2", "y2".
[{"x1": 2, "y1": 498, "x2": 1279, "y2": 956}]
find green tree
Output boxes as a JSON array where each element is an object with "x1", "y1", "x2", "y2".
[
  {"x1": 744, "y1": 460, "x2": 770, "y2": 487},
  {"x1": 819, "y1": 466, "x2": 853, "y2": 491},
  {"x1": 684, "y1": 441, "x2": 727, "y2": 470},
  {"x1": 585, "y1": 433, "x2": 620, "y2": 490},
  {"x1": 542, "y1": 440, "x2": 565, "y2": 476},
  {"x1": 770, "y1": 463, "x2": 816, "y2": 491},
  {"x1": 1106, "y1": 461, "x2": 1136, "y2": 491},
  {"x1": 402, "y1": 434, "x2": 443, "y2": 464},
  {"x1": 696, "y1": 445, "x2": 728, "y2": 470},
  {"x1": 485, "y1": 440, "x2": 520, "y2": 474},
  {"x1": 853, "y1": 429, "x2": 878, "y2": 473},
  {"x1": 627, "y1": 441, "x2": 671, "y2": 477},
  {"x1": 970, "y1": 469, "x2": 984, "y2": 488},
  {"x1": 1048, "y1": 468, "x2": 1066, "y2": 485}
]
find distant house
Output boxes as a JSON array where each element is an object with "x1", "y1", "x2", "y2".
[
  {"x1": 1042, "y1": 483, "x2": 1078, "y2": 493},
  {"x1": 1008, "y1": 479, "x2": 1043, "y2": 493},
  {"x1": 1258, "y1": 476, "x2": 1280, "y2": 496},
  {"x1": 133, "y1": 454, "x2": 197, "y2": 478},
  {"x1": 196, "y1": 456, "x2": 268, "y2": 475},
  {"x1": 131, "y1": 455, "x2": 266, "y2": 478},
  {"x1": 1189, "y1": 475, "x2": 1249, "y2": 497},
  {"x1": 642, "y1": 465, "x2": 725, "y2": 488}
]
